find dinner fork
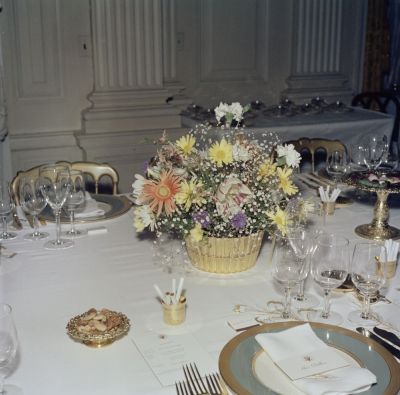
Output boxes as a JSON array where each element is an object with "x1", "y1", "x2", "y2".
[
  {"x1": 183, "y1": 363, "x2": 210, "y2": 394},
  {"x1": 205, "y1": 373, "x2": 228, "y2": 395},
  {"x1": 175, "y1": 380, "x2": 192, "y2": 395}
]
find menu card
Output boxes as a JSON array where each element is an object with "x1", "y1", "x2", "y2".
[{"x1": 132, "y1": 332, "x2": 214, "y2": 386}]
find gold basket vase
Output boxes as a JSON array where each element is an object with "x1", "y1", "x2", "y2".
[{"x1": 185, "y1": 231, "x2": 264, "y2": 274}]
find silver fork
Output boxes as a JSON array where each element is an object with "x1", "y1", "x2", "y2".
[
  {"x1": 183, "y1": 363, "x2": 209, "y2": 394},
  {"x1": 205, "y1": 373, "x2": 228, "y2": 395},
  {"x1": 175, "y1": 380, "x2": 191, "y2": 395}
]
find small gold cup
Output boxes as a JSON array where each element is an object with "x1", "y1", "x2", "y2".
[
  {"x1": 162, "y1": 297, "x2": 186, "y2": 325},
  {"x1": 322, "y1": 201, "x2": 335, "y2": 215}
]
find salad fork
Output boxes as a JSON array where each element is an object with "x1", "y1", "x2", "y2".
[
  {"x1": 205, "y1": 373, "x2": 228, "y2": 395},
  {"x1": 175, "y1": 380, "x2": 192, "y2": 395},
  {"x1": 183, "y1": 363, "x2": 209, "y2": 394}
]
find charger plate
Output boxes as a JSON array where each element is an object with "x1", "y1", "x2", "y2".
[
  {"x1": 219, "y1": 321, "x2": 400, "y2": 395},
  {"x1": 40, "y1": 194, "x2": 132, "y2": 223}
]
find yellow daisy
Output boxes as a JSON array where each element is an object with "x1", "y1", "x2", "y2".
[
  {"x1": 175, "y1": 178, "x2": 206, "y2": 211},
  {"x1": 277, "y1": 167, "x2": 298, "y2": 196},
  {"x1": 176, "y1": 134, "x2": 196, "y2": 155},
  {"x1": 189, "y1": 223, "x2": 204, "y2": 242},
  {"x1": 208, "y1": 138, "x2": 233, "y2": 167},
  {"x1": 258, "y1": 159, "x2": 277, "y2": 178},
  {"x1": 267, "y1": 207, "x2": 288, "y2": 235}
]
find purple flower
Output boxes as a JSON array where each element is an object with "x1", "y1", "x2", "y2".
[
  {"x1": 192, "y1": 211, "x2": 211, "y2": 229},
  {"x1": 230, "y1": 212, "x2": 247, "y2": 230}
]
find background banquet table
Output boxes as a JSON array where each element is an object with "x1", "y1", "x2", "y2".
[
  {"x1": 182, "y1": 107, "x2": 395, "y2": 147},
  {"x1": 1, "y1": 189, "x2": 400, "y2": 395}
]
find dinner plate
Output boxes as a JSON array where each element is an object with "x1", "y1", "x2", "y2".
[
  {"x1": 40, "y1": 194, "x2": 132, "y2": 223},
  {"x1": 219, "y1": 321, "x2": 400, "y2": 395}
]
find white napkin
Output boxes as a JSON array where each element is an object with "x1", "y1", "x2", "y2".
[
  {"x1": 74, "y1": 192, "x2": 105, "y2": 218},
  {"x1": 255, "y1": 324, "x2": 376, "y2": 395},
  {"x1": 373, "y1": 304, "x2": 400, "y2": 332}
]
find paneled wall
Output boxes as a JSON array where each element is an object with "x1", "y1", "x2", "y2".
[{"x1": 2, "y1": 0, "x2": 367, "y2": 192}]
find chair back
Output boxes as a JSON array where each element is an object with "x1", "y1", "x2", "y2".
[
  {"x1": 351, "y1": 91, "x2": 400, "y2": 144},
  {"x1": 10, "y1": 161, "x2": 119, "y2": 204},
  {"x1": 284, "y1": 138, "x2": 347, "y2": 173}
]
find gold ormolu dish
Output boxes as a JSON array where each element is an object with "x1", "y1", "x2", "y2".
[
  {"x1": 66, "y1": 309, "x2": 130, "y2": 348},
  {"x1": 185, "y1": 231, "x2": 264, "y2": 274}
]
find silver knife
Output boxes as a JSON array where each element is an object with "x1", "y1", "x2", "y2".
[
  {"x1": 373, "y1": 327, "x2": 400, "y2": 348},
  {"x1": 356, "y1": 327, "x2": 400, "y2": 359}
]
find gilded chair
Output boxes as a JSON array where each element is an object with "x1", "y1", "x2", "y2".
[
  {"x1": 351, "y1": 91, "x2": 400, "y2": 144},
  {"x1": 10, "y1": 161, "x2": 119, "y2": 204},
  {"x1": 283, "y1": 138, "x2": 348, "y2": 173}
]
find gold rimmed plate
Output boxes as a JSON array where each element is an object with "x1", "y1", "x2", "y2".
[
  {"x1": 67, "y1": 309, "x2": 130, "y2": 347},
  {"x1": 219, "y1": 321, "x2": 400, "y2": 395},
  {"x1": 40, "y1": 194, "x2": 132, "y2": 223}
]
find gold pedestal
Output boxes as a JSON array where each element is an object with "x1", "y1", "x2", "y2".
[{"x1": 354, "y1": 190, "x2": 400, "y2": 240}]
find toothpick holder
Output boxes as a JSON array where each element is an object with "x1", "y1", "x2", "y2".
[
  {"x1": 162, "y1": 297, "x2": 186, "y2": 325},
  {"x1": 322, "y1": 201, "x2": 335, "y2": 215}
]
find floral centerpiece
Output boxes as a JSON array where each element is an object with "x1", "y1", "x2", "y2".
[{"x1": 133, "y1": 102, "x2": 301, "y2": 273}]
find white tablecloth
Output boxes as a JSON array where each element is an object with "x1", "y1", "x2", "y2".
[
  {"x1": 182, "y1": 107, "x2": 395, "y2": 147},
  {"x1": 1, "y1": 190, "x2": 400, "y2": 394}
]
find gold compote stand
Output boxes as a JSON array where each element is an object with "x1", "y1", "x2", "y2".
[{"x1": 345, "y1": 171, "x2": 400, "y2": 240}]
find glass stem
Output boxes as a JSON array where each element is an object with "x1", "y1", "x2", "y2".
[
  {"x1": 32, "y1": 214, "x2": 40, "y2": 236},
  {"x1": 69, "y1": 210, "x2": 76, "y2": 234},
  {"x1": 295, "y1": 280, "x2": 305, "y2": 301},
  {"x1": 1, "y1": 216, "x2": 7, "y2": 237},
  {"x1": 55, "y1": 209, "x2": 62, "y2": 244},
  {"x1": 321, "y1": 289, "x2": 331, "y2": 319},
  {"x1": 282, "y1": 287, "x2": 291, "y2": 319},
  {"x1": 361, "y1": 295, "x2": 371, "y2": 319},
  {"x1": 0, "y1": 374, "x2": 5, "y2": 394}
]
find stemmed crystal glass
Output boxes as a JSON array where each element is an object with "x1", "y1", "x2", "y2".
[
  {"x1": 39, "y1": 164, "x2": 74, "y2": 250},
  {"x1": 326, "y1": 150, "x2": 349, "y2": 187},
  {"x1": 310, "y1": 233, "x2": 349, "y2": 325},
  {"x1": 0, "y1": 184, "x2": 17, "y2": 240},
  {"x1": 363, "y1": 135, "x2": 387, "y2": 170},
  {"x1": 19, "y1": 176, "x2": 49, "y2": 240},
  {"x1": 270, "y1": 233, "x2": 309, "y2": 320},
  {"x1": 349, "y1": 242, "x2": 387, "y2": 325},
  {"x1": 0, "y1": 304, "x2": 22, "y2": 395},
  {"x1": 61, "y1": 169, "x2": 87, "y2": 238}
]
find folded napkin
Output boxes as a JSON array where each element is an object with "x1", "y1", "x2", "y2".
[
  {"x1": 74, "y1": 192, "x2": 105, "y2": 218},
  {"x1": 373, "y1": 304, "x2": 400, "y2": 332},
  {"x1": 255, "y1": 324, "x2": 376, "y2": 395}
]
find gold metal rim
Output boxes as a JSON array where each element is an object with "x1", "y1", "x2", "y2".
[{"x1": 219, "y1": 321, "x2": 400, "y2": 395}]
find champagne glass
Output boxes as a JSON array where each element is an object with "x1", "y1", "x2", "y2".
[
  {"x1": 0, "y1": 184, "x2": 17, "y2": 240},
  {"x1": 0, "y1": 304, "x2": 22, "y2": 395},
  {"x1": 61, "y1": 169, "x2": 87, "y2": 238},
  {"x1": 270, "y1": 234, "x2": 309, "y2": 320},
  {"x1": 310, "y1": 233, "x2": 349, "y2": 325},
  {"x1": 348, "y1": 242, "x2": 387, "y2": 325},
  {"x1": 287, "y1": 227, "x2": 320, "y2": 309},
  {"x1": 19, "y1": 176, "x2": 49, "y2": 240},
  {"x1": 39, "y1": 164, "x2": 74, "y2": 250}
]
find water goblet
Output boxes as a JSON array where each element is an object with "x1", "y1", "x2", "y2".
[
  {"x1": 19, "y1": 176, "x2": 49, "y2": 240},
  {"x1": 348, "y1": 242, "x2": 387, "y2": 325},
  {"x1": 61, "y1": 169, "x2": 87, "y2": 238},
  {"x1": 39, "y1": 164, "x2": 74, "y2": 250},
  {"x1": 310, "y1": 233, "x2": 349, "y2": 325},
  {"x1": 0, "y1": 304, "x2": 22, "y2": 395},
  {"x1": 270, "y1": 233, "x2": 309, "y2": 320},
  {"x1": 0, "y1": 184, "x2": 17, "y2": 240},
  {"x1": 363, "y1": 135, "x2": 387, "y2": 170}
]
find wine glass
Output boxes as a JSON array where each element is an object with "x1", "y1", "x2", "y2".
[
  {"x1": 379, "y1": 141, "x2": 399, "y2": 171},
  {"x1": 348, "y1": 242, "x2": 387, "y2": 325},
  {"x1": 19, "y1": 176, "x2": 49, "y2": 240},
  {"x1": 349, "y1": 144, "x2": 367, "y2": 171},
  {"x1": 326, "y1": 150, "x2": 349, "y2": 187},
  {"x1": 39, "y1": 164, "x2": 74, "y2": 250},
  {"x1": 270, "y1": 233, "x2": 309, "y2": 320},
  {"x1": 0, "y1": 304, "x2": 22, "y2": 395},
  {"x1": 0, "y1": 184, "x2": 17, "y2": 240},
  {"x1": 363, "y1": 135, "x2": 387, "y2": 170},
  {"x1": 310, "y1": 233, "x2": 349, "y2": 325},
  {"x1": 61, "y1": 169, "x2": 87, "y2": 238}
]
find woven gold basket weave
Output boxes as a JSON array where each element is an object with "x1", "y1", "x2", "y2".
[{"x1": 185, "y1": 231, "x2": 264, "y2": 274}]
